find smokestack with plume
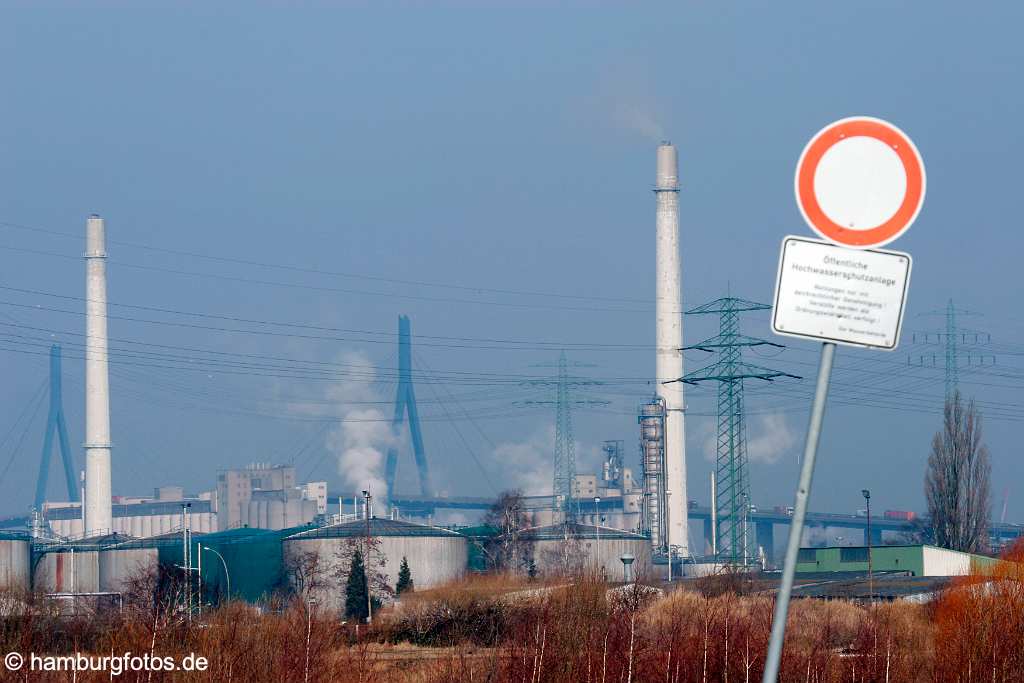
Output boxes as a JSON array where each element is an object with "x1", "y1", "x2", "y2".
[{"x1": 655, "y1": 143, "x2": 689, "y2": 557}]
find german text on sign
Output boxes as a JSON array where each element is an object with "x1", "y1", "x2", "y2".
[{"x1": 771, "y1": 236, "x2": 911, "y2": 350}]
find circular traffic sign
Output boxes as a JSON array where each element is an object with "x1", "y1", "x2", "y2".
[{"x1": 795, "y1": 116, "x2": 925, "y2": 248}]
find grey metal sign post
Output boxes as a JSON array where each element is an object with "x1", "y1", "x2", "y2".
[
  {"x1": 760, "y1": 341, "x2": 834, "y2": 682},
  {"x1": 761, "y1": 116, "x2": 924, "y2": 682}
]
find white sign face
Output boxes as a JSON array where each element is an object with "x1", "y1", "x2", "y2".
[
  {"x1": 794, "y1": 116, "x2": 925, "y2": 249},
  {"x1": 771, "y1": 236, "x2": 911, "y2": 350}
]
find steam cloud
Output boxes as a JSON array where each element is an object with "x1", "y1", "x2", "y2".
[
  {"x1": 322, "y1": 352, "x2": 397, "y2": 506},
  {"x1": 746, "y1": 412, "x2": 797, "y2": 465},
  {"x1": 699, "y1": 411, "x2": 796, "y2": 465},
  {"x1": 490, "y1": 426, "x2": 602, "y2": 497},
  {"x1": 612, "y1": 101, "x2": 666, "y2": 142},
  {"x1": 591, "y1": 61, "x2": 669, "y2": 142},
  {"x1": 492, "y1": 427, "x2": 555, "y2": 496}
]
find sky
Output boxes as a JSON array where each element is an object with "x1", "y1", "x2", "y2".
[{"x1": 1, "y1": 4, "x2": 1022, "y2": 529}]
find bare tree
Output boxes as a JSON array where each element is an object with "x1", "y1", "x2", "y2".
[
  {"x1": 481, "y1": 489, "x2": 535, "y2": 573},
  {"x1": 925, "y1": 390, "x2": 991, "y2": 553},
  {"x1": 333, "y1": 535, "x2": 393, "y2": 604},
  {"x1": 283, "y1": 549, "x2": 329, "y2": 601}
]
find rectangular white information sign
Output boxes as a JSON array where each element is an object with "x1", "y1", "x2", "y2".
[{"x1": 771, "y1": 236, "x2": 911, "y2": 350}]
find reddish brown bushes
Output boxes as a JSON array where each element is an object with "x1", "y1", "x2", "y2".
[{"x1": 933, "y1": 538, "x2": 1024, "y2": 682}]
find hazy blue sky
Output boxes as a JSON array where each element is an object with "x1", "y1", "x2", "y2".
[{"x1": 2, "y1": 4, "x2": 1022, "y2": 530}]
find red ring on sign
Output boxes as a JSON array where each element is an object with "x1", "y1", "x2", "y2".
[{"x1": 795, "y1": 118, "x2": 925, "y2": 248}]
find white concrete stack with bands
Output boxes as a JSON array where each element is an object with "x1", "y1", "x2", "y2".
[
  {"x1": 654, "y1": 143, "x2": 689, "y2": 557},
  {"x1": 84, "y1": 214, "x2": 113, "y2": 537}
]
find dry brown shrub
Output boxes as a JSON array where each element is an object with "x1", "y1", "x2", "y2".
[{"x1": 933, "y1": 538, "x2": 1024, "y2": 682}]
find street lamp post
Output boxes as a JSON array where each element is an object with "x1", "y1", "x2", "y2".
[
  {"x1": 862, "y1": 489, "x2": 872, "y2": 602},
  {"x1": 201, "y1": 545, "x2": 230, "y2": 602},
  {"x1": 362, "y1": 489, "x2": 373, "y2": 625}
]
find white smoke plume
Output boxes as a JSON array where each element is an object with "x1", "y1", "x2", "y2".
[
  {"x1": 489, "y1": 426, "x2": 603, "y2": 497},
  {"x1": 746, "y1": 412, "x2": 797, "y2": 465},
  {"x1": 697, "y1": 411, "x2": 796, "y2": 465},
  {"x1": 588, "y1": 61, "x2": 668, "y2": 142},
  {"x1": 492, "y1": 427, "x2": 555, "y2": 496},
  {"x1": 612, "y1": 101, "x2": 666, "y2": 142},
  {"x1": 321, "y1": 352, "x2": 397, "y2": 507}
]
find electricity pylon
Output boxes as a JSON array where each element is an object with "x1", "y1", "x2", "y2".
[
  {"x1": 384, "y1": 315, "x2": 434, "y2": 500},
  {"x1": 676, "y1": 297, "x2": 799, "y2": 566},
  {"x1": 521, "y1": 352, "x2": 608, "y2": 520},
  {"x1": 911, "y1": 299, "x2": 994, "y2": 402},
  {"x1": 34, "y1": 344, "x2": 78, "y2": 509}
]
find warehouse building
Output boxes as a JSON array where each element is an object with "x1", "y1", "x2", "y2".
[{"x1": 796, "y1": 544, "x2": 995, "y2": 577}]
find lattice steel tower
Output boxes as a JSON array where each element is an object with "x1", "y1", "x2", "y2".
[
  {"x1": 679, "y1": 297, "x2": 799, "y2": 565},
  {"x1": 911, "y1": 299, "x2": 994, "y2": 402},
  {"x1": 522, "y1": 353, "x2": 607, "y2": 519}
]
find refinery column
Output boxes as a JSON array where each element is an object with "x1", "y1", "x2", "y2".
[
  {"x1": 84, "y1": 214, "x2": 112, "y2": 536},
  {"x1": 654, "y1": 143, "x2": 688, "y2": 557}
]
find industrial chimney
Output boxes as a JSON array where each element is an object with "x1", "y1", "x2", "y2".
[
  {"x1": 84, "y1": 214, "x2": 112, "y2": 537},
  {"x1": 654, "y1": 143, "x2": 688, "y2": 558}
]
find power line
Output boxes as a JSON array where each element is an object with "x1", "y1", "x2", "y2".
[{"x1": 0, "y1": 220, "x2": 653, "y2": 308}]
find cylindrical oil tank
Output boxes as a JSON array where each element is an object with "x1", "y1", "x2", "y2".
[
  {"x1": 0, "y1": 536, "x2": 31, "y2": 592},
  {"x1": 524, "y1": 524, "x2": 653, "y2": 581},
  {"x1": 98, "y1": 548, "x2": 158, "y2": 592},
  {"x1": 283, "y1": 519, "x2": 467, "y2": 610},
  {"x1": 34, "y1": 550, "x2": 100, "y2": 593}
]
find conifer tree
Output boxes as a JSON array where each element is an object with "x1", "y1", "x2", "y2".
[
  {"x1": 396, "y1": 556, "x2": 413, "y2": 595},
  {"x1": 344, "y1": 549, "x2": 369, "y2": 620}
]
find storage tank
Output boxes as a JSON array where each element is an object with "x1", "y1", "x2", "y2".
[
  {"x1": 0, "y1": 533, "x2": 31, "y2": 592},
  {"x1": 98, "y1": 547, "x2": 158, "y2": 592},
  {"x1": 523, "y1": 523, "x2": 653, "y2": 580},
  {"x1": 283, "y1": 519, "x2": 467, "y2": 609},
  {"x1": 34, "y1": 549, "x2": 100, "y2": 593}
]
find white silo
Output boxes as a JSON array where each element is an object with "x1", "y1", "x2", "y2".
[{"x1": 654, "y1": 144, "x2": 688, "y2": 557}]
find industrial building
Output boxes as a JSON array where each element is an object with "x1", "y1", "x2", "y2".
[
  {"x1": 43, "y1": 491, "x2": 216, "y2": 539},
  {"x1": 217, "y1": 464, "x2": 323, "y2": 532},
  {"x1": 29, "y1": 464, "x2": 323, "y2": 541},
  {"x1": 796, "y1": 544, "x2": 996, "y2": 577}
]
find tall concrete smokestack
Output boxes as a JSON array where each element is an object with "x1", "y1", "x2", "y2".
[
  {"x1": 84, "y1": 214, "x2": 112, "y2": 537},
  {"x1": 655, "y1": 143, "x2": 688, "y2": 557}
]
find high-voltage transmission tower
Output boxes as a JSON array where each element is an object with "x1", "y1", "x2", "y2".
[
  {"x1": 521, "y1": 352, "x2": 608, "y2": 520},
  {"x1": 677, "y1": 297, "x2": 799, "y2": 566},
  {"x1": 385, "y1": 315, "x2": 434, "y2": 501},
  {"x1": 34, "y1": 344, "x2": 78, "y2": 509},
  {"x1": 910, "y1": 299, "x2": 994, "y2": 401}
]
